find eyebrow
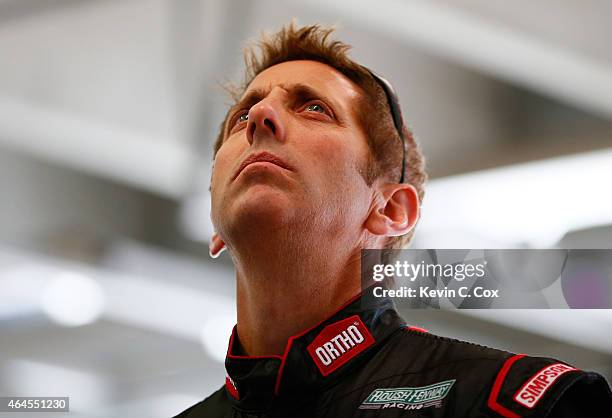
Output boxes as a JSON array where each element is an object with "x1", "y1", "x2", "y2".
[{"x1": 224, "y1": 83, "x2": 342, "y2": 136}]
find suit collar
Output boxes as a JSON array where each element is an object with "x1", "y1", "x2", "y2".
[{"x1": 224, "y1": 291, "x2": 406, "y2": 411}]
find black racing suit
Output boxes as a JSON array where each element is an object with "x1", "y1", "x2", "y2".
[{"x1": 174, "y1": 293, "x2": 612, "y2": 417}]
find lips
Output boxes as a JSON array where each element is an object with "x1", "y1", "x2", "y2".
[{"x1": 233, "y1": 151, "x2": 293, "y2": 180}]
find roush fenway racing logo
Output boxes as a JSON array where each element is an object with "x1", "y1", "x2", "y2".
[{"x1": 307, "y1": 315, "x2": 375, "y2": 376}]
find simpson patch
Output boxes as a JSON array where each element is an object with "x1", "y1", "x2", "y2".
[{"x1": 514, "y1": 363, "x2": 577, "y2": 408}]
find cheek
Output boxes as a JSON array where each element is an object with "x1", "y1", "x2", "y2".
[
  {"x1": 305, "y1": 133, "x2": 372, "y2": 216},
  {"x1": 307, "y1": 133, "x2": 368, "y2": 184},
  {"x1": 210, "y1": 144, "x2": 243, "y2": 219},
  {"x1": 211, "y1": 140, "x2": 244, "y2": 187}
]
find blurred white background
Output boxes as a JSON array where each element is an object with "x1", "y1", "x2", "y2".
[{"x1": 0, "y1": 0, "x2": 611, "y2": 417}]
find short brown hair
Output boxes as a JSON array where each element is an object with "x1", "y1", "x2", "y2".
[{"x1": 213, "y1": 22, "x2": 427, "y2": 248}]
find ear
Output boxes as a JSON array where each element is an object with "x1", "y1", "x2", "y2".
[
  {"x1": 364, "y1": 183, "x2": 420, "y2": 237},
  {"x1": 209, "y1": 232, "x2": 227, "y2": 258}
]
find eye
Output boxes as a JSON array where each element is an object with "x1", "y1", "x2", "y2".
[
  {"x1": 306, "y1": 103, "x2": 326, "y2": 113},
  {"x1": 236, "y1": 112, "x2": 249, "y2": 124},
  {"x1": 229, "y1": 111, "x2": 249, "y2": 133}
]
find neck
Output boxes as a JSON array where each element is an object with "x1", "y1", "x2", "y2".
[{"x1": 232, "y1": 237, "x2": 362, "y2": 357}]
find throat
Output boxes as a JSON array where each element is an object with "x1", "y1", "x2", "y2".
[{"x1": 234, "y1": 252, "x2": 361, "y2": 357}]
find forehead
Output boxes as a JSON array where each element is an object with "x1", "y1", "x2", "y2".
[{"x1": 244, "y1": 60, "x2": 363, "y2": 105}]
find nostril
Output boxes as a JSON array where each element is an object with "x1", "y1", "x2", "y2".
[{"x1": 264, "y1": 118, "x2": 276, "y2": 134}]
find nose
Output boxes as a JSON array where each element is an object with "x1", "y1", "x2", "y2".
[{"x1": 246, "y1": 98, "x2": 286, "y2": 145}]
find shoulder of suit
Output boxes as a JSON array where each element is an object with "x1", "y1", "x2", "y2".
[
  {"x1": 385, "y1": 327, "x2": 611, "y2": 416},
  {"x1": 483, "y1": 353, "x2": 611, "y2": 417},
  {"x1": 392, "y1": 325, "x2": 514, "y2": 364},
  {"x1": 362, "y1": 326, "x2": 514, "y2": 387}
]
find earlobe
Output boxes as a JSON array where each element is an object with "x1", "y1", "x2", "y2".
[{"x1": 209, "y1": 232, "x2": 227, "y2": 258}]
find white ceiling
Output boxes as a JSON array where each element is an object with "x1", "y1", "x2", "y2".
[{"x1": 0, "y1": 0, "x2": 611, "y2": 200}]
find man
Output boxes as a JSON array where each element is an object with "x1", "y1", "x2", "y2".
[{"x1": 175, "y1": 23, "x2": 611, "y2": 417}]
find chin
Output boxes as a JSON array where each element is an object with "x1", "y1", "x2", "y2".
[{"x1": 229, "y1": 185, "x2": 297, "y2": 232}]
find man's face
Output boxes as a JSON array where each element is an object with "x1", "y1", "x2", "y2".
[{"x1": 210, "y1": 60, "x2": 374, "y2": 246}]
